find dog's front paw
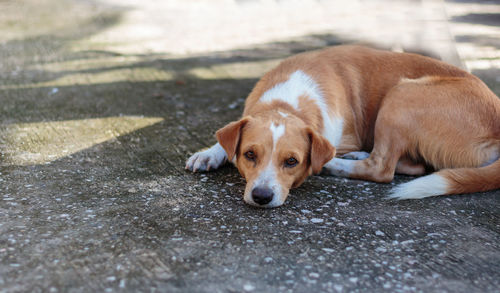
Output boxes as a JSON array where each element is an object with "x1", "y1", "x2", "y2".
[
  {"x1": 185, "y1": 143, "x2": 227, "y2": 172},
  {"x1": 322, "y1": 158, "x2": 355, "y2": 177}
]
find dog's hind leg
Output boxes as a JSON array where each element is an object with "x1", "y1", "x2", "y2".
[
  {"x1": 338, "y1": 151, "x2": 425, "y2": 176},
  {"x1": 326, "y1": 75, "x2": 500, "y2": 193},
  {"x1": 323, "y1": 87, "x2": 416, "y2": 182},
  {"x1": 329, "y1": 152, "x2": 426, "y2": 177},
  {"x1": 323, "y1": 120, "x2": 407, "y2": 182}
]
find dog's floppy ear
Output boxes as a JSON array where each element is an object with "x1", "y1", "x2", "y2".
[
  {"x1": 216, "y1": 117, "x2": 251, "y2": 161},
  {"x1": 307, "y1": 128, "x2": 335, "y2": 174}
]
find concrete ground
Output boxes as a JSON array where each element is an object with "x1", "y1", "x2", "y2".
[{"x1": 1, "y1": 0, "x2": 499, "y2": 292}]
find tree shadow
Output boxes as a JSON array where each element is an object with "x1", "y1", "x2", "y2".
[
  {"x1": 451, "y1": 13, "x2": 500, "y2": 27},
  {"x1": 1, "y1": 12, "x2": 124, "y2": 64},
  {"x1": 454, "y1": 35, "x2": 500, "y2": 50},
  {"x1": 472, "y1": 68, "x2": 500, "y2": 93},
  {"x1": 0, "y1": 28, "x2": 351, "y2": 176},
  {"x1": 0, "y1": 33, "x2": 348, "y2": 90}
]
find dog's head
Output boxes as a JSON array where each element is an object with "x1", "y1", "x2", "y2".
[{"x1": 216, "y1": 113, "x2": 335, "y2": 208}]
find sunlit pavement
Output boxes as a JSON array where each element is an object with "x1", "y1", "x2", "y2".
[{"x1": 0, "y1": 0, "x2": 499, "y2": 292}]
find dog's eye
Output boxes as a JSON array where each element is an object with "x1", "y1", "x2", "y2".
[
  {"x1": 284, "y1": 157, "x2": 298, "y2": 168},
  {"x1": 244, "y1": 151, "x2": 256, "y2": 161}
]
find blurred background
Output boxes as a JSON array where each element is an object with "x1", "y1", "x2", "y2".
[{"x1": 1, "y1": 0, "x2": 500, "y2": 292}]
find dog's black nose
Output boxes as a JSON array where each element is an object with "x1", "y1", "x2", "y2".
[{"x1": 251, "y1": 187, "x2": 274, "y2": 205}]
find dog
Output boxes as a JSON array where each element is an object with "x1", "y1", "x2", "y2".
[{"x1": 185, "y1": 45, "x2": 500, "y2": 208}]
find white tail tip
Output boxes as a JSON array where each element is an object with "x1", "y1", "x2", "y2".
[{"x1": 388, "y1": 174, "x2": 448, "y2": 200}]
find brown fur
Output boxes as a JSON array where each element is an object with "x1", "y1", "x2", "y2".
[{"x1": 211, "y1": 45, "x2": 500, "y2": 205}]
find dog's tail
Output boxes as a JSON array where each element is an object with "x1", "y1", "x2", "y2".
[{"x1": 388, "y1": 158, "x2": 500, "y2": 199}]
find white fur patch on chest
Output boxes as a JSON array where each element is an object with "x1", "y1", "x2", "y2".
[{"x1": 259, "y1": 70, "x2": 343, "y2": 147}]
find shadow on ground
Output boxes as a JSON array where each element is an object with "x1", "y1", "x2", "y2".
[{"x1": 1, "y1": 0, "x2": 499, "y2": 292}]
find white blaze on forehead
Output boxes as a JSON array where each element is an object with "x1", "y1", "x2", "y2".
[
  {"x1": 246, "y1": 122, "x2": 285, "y2": 207},
  {"x1": 259, "y1": 70, "x2": 344, "y2": 147},
  {"x1": 270, "y1": 122, "x2": 285, "y2": 148}
]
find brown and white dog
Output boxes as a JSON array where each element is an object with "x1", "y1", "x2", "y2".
[{"x1": 186, "y1": 45, "x2": 500, "y2": 208}]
